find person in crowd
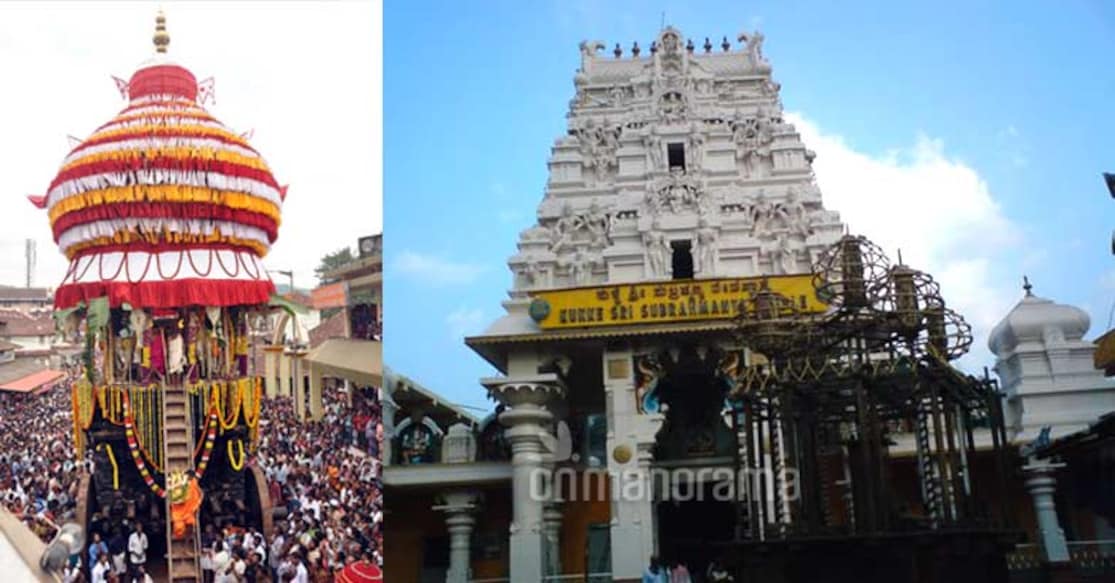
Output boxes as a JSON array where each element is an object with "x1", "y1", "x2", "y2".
[
  {"x1": 643, "y1": 555, "x2": 667, "y2": 583},
  {"x1": 670, "y1": 559, "x2": 692, "y2": 583},
  {"x1": 90, "y1": 551, "x2": 112, "y2": 583},
  {"x1": 87, "y1": 532, "x2": 109, "y2": 570},
  {"x1": 127, "y1": 521, "x2": 148, "y2": 579},
  {"x1": 0, "y1": 375, "x2": 384, "y2": 580}
]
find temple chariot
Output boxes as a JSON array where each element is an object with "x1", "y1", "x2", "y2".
[{"x1": 32, "y1": 14, "x2": 285, "y2": 581}]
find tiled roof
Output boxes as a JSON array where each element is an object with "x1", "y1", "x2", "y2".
[
  {"x1": 0, "y1": 313, "x2": 54, "y2": 337},
  {"x1": 0, "y1": 287, "x2": 50, "y2": 302},
  {"x1": 309, "y1": 310, "x2": 347, "y2": 348}
]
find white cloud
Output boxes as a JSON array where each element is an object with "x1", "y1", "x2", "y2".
[
  {"x1": 0, "y1": 2, "x2": 382, "y2": 293},
  {"x1": 393, "y1": 251, "x2": 488, "y2": 286},
  {"x1": 446, "y1": 306, "x2": 486, "y2": 339},
  {"x1": 788, "y1": 112, "x2": 1020, "y2": 369}
]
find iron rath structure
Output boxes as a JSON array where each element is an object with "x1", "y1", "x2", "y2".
[{"x1": 31, "y1": 14, "x2": 283, "y2": 582}]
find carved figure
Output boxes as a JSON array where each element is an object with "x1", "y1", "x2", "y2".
[
  {"x1": 738, "y1": 30, "x2": 766, "y2": 68},
  {"x1": 579, "y1": 40, "x2": 605, "y2": 70},
  {"x1": 751, "y1": 192, "x2": 773, "y2": 238},
  {"x1": 769, "y1": 234, "x2": 796, "y2": 274},
  {"x1": 694, "y1": 218, "x2": 718, "y2": 275},
  {"x1": 608, "y1": 85, "x2": 628, "y2": 106},
  {"x1": 643, "y1": 224, "x2": 670, "y2": 278},
  {"x1": 686, "y1": 122, "x2": 705, "y2": 171},
  {"x1": 550, "y1": 202, "x2": 582, "y2": 253},
  {"x1": 778, "y1": 186, "x2": 813, "y2": 237},
  {"x1": 569, "y1": 250, "x2": 596, "y2": 285},
  {"x1": 644, "y1": 131, "x2": 663, "y2": 170},
  {"x1": 583, "y1": 199, "x2": 612, "y2": 248}
]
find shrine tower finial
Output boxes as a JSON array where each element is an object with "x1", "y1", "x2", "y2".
[{"x1": 153, "y1": 10, "x2": 170, "y2": 54}]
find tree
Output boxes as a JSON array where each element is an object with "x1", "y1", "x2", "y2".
[{"x1": 315, "y1": 247, "x2": 355, "y2": 282}]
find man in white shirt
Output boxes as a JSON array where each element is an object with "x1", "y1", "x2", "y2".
[
  {"x1": 211, "y1": 540, "x2": 232, "y2": 582},
  {"x1": 91, "y1": 552, "x2": 112, "y2": 583},
  {"x1": 293, "y1": 555, "x2": 310, "y2": 583},
  {"x1": 127, "y1": 521, "x2": 148, "y2": 577}
]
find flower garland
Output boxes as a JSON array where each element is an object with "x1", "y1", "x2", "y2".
[
  {"x1": 217, "y1": 381, "x2": 242, "y2": 431},
  {"x1": 130, "y1": 384, "x2": 163, "y2": 474},
  {"x1": 71, "y1": 380, "x2": 96, "y2": 452},
  {"x1": 242, "y1": 377, "x2": 262, "y2": 446},
  {"x1": 48, "y1": 184, "x2": 281, "y2": 225},
  {"x1": 122, "y1": 390, "x2": 165, "y2": 498},
  {"x1": 57, "y1": 145, "x2": 272, "y2": 175},
  {"x1": 98, "y1": 443, "x2": 120, "y2": 490},
  {"x1": 51, "y1": 202, "x2": 279, "y2": 242},
  {"x1": 194, "y1": 403, "x2": 219, "y2": 479},
  {"x1": 64, "y1": 229, "x2": 268, "y2": 260},
  {"x1": 78, "y1": 124, "x2": 253, "y2": 151},
  {"x1": 227, "y1": 438, "x2": 245, "y2": 472}
]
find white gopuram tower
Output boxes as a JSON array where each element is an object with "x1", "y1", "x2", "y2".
[
  {"x1": 506, "y1": 27, "x2": 843, "y2": 294},
  {"x1": 470, "y1": 28, "x2": 847, "y2": 582}
]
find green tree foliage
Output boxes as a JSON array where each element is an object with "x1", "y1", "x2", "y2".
[{"x1": 315, "y1": 247, "x2": 355, "y2": 282}]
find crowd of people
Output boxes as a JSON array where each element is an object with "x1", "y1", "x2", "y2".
[
  {"x1": 250, "y1": 387, "x2": 384, "y2": 581},
  {"x1": 0, "y1": 383, "x2": 86, "y2": 543},
  {"x1": 0, "y1": 372, "x2": 383, "y2": 582}
]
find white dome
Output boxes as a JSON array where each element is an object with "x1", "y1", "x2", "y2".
[
  {"x1": 482, "y1": 312, "x2": 541, "y2": 337},
  {"x1": 988, "y1": 289, "x2": 1090, "y2": 356}
]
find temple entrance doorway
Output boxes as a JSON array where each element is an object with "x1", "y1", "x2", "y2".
[{"x1": 656, "y1": 476, "x2": 737, "y2": 577}]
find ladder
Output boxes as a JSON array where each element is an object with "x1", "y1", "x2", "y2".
[{"x1": 163, "y1": 382, "x2": 201, "y2": 581}]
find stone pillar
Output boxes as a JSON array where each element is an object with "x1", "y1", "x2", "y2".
[
  {"x1": 262, "y1": 346, "x2": 282, "y2": 397},
  {"x1": 382, "y1": 391, "x2": 397, "y2": 466},
  {"x1": 542, "y1": 503, "x2": 563, "y2": 577},
  {"x1": 1022, "y1": 459, "x2": 1070, "y2": 563},
  {"x1": 290, "y1": 350, "x2": 308, "y2": 422},
  {"x1": 603, "y1": 348, "x2": 664, "y2": 580},
  {"x1": 482, "y1": 375, "x2": 564, "y2": 583},
  {"x1": 277, "y1": 349, "x2": 292, "y2": 400},
  {"x1": 433, "y1": 491, "x2": 481, "y2": 583},
  {"x1": 308, "y1": 365, "x2": 324, "y2": 421}
]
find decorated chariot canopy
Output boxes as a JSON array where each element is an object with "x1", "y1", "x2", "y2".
[{"x1": 30, "y1": 12, "x2": 286, "y2": 311}]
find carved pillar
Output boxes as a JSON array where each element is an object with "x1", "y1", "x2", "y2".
[
  {"x1": 603, "y1": 348, "x2": 664, "y2": 580},
  {"x1": 542, "y1": 503, "x2": 563, "y2": 577},
  {"x1": 434, "y1": 491, "x2": 481, "y2": 583},
  {"x1": 1022, "y1": 459, "x2": 1070, "y2": 563},
  {"x1": 483, "y1": 375, "x2": 564, "y2": 583}
]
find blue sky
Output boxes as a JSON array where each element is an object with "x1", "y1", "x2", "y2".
[{"x1": 385, "y1": 0, "x2": 1115, "y2": 413}]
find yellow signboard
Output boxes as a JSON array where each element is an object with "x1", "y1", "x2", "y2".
[{"x1": 528, "y1": 275, "x2": 826, "y2": 330}]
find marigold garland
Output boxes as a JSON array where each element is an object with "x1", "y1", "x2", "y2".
[
  {"x1": 194, "y1": 403, "x2": 219, "y2": 479},
  {"x1": 218, "y1": 381, "x2": 242, "y2": 431},
  {"x1": 79, "y1": 124, "x2": 253, "y2": 150},
  {"x1": 63, "y1": 228, "x2": 268, "y2": 260},
  {"x1": 227, "y1": 438, "x2": 245, "y2": 472},
  {"x1": 130, "y1": 385, "x2": 163, "y2": 474},
  {"x1": 58, "y1": 145, "x2": 272, "y2": 175},
  {"x1": 48, "y1": 184, "x2": 281, "y2": 226},
  {"x1": 122, "y1": 391, "x2": 165, "y2": 498},
  {"x1": 99, "y1": 443, "x2": 120, "y2": 490}
]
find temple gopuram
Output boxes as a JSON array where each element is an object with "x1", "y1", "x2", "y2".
[{"x1": 31, "y1": 14, "x2": 284, "y2": 581}]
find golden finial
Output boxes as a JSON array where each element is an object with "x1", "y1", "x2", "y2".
[{"x1": 153, "y1": 10, "x2": 170, "y2": 54}]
